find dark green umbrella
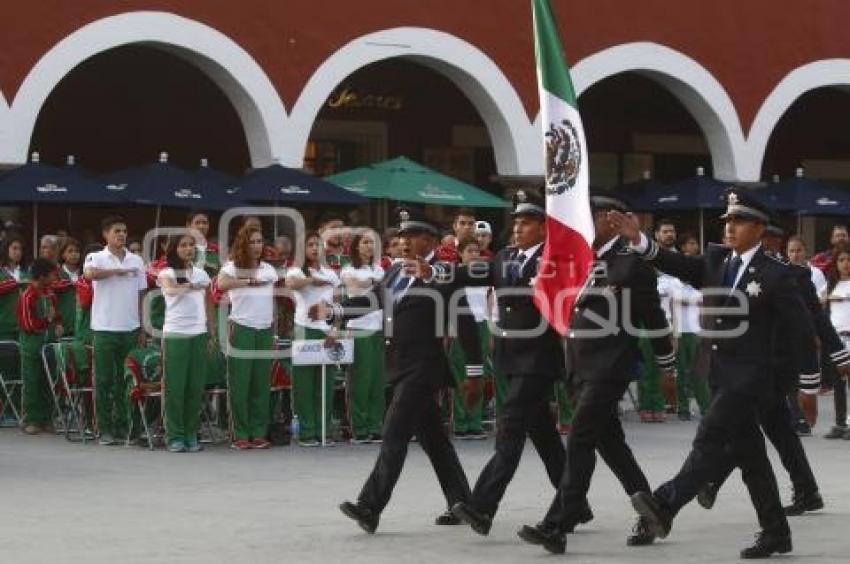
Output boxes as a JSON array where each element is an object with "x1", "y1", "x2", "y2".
[{"x1": 326, "y1": 156, "x2": 509, "y2": 208}]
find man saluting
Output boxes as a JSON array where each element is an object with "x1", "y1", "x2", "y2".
[
  {"x1": 610, "y1": 189, "x2": 818, "y2": 559},
  {"x1": 309, "y1": 209, "x2": 470, "y2": 533}
]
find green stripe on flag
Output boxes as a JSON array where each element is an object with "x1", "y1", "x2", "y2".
[{"x1": 532, "y1": 0, "x2": 577, "y2": 105}]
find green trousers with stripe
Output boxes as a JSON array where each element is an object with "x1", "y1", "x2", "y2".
[
  {"x1": 228, "y1": 323, "x2": 273, "y2": 441},
  {"x1": 555, "y1": 381, "x2": 574, "y2": 425},
  {"x1": 449, "y1": 334, "x2": 484, "y2": 434},
  {"x1": 291, "y1": 326, "x2": 336, "y2": 441},
  {"x1": 163, "y1": 333, "x2": 208, "y2": 443},
  {"x1": 93, "y1": 330, "x2": 137, "y2": 438},
  {"x1": 675, "y1": 333, "x2": 710, "y2": 415},
  {"x1": 637, "y1": 336, "x2": 665, "y2": 412},
  {"x1": 20, "y1": 331, "x2": 51, "y2": 426},
  {"x1": 348, "y1": 331, "x2": 385, "y2": 438}
]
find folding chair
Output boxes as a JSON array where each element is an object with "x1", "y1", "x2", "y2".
[
  {"x1": 53, "y1": 341, "x2": 96, "y2": 442},
  {"x1": 0, "y1": 340, "x2": 22, "y2": 427},
  {"x1": 200, "y1": 348, "x2": 230, "y2": 444},
  {"x1": 126, "y1": 347, "x2": 163, "y2": 450}
]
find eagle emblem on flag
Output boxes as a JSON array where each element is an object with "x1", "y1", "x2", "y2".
[{"x1": 545, "y1": 119, "x2": 582, "y2": 195}]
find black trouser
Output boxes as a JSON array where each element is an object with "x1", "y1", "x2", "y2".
[
  {"x1": 822, "y1": 356, "x2": 847, "y2": 427},
  {"x1": 712, "y1": 386, "x2": 818, "y2": 497},
  {"x1": 543, "y1": 378, "x2": 651, "y2": 530},
  {"x1": 469, "y1": 374, "x2": 565, "y2": 517},
  {"x1": 358, "y1": 377, "x2": 471, "y2": 514},
  {"x1": 655, "y1": 387, "x2": 790, "y2": 536}
]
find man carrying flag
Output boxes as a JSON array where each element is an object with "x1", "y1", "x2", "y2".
[{"x1": 516, "y1": 0, "x2": 675, "y2": 554}]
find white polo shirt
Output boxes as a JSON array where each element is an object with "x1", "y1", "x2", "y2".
[
  {"x1": 286, "y1": 265, "x2": 340, "y2": 332},
  {"x1": 86, "y1": 247, "x2": 147, "y2": 332},
  {"x1": 158, "y1": 266, "x2": 210, "y2": 336},
  {"x1": 220, "y1": 261, "x2": 279, "y2": 330},
  {"x1": 340, "y1": 264, "x2": 384, "y2": 331}
]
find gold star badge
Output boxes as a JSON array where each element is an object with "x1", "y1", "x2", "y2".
[{"x1": 745, "y1": 280, "x2": 762, "y2": 297}]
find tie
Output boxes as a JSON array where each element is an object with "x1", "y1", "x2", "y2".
[
  {"x1": 510, "y1": 252, "x2": 526, "y2": 283},
  {"x1": 722, "y1": 255, "x2": 743, "y2": 288},
  {"x1": 391, "y1": 271, "x2": 410, "y2": 299}
]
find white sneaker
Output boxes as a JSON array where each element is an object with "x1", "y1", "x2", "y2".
[{"x1": 98, "y1": 433, "x2": 115, "y2": 446}]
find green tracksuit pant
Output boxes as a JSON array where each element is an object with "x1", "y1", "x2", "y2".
[
  {"x1": 449, "y1": 335, "x2": 484, "y2": 434},
  {"x1": 21, "y1": 331, "x2": 51, "y2": 426},
  {"x1": 675, "y1": 332, "x2": 710, "y2": 415},
  {"x1": 348, "y1": 331, "x2": 385, "y2": 438},
  {"x1": 163, "y1": 333, "x2": 208, "y2": 443},
  {"x1": 291, "y1": 326, "x2": 335, "y2": 441},
  {"x1": 637, "y1": 336, "x2": 665, "y2": 412},
  {"x1": 93, "y1": 330, "x2": 137, "y2": 438},
  {"x1": 228, "y1": 322, "x2": 273, "y2": 441},
  {"x1": 555, "y1": 381, "x2": 574, "y2": 425}
]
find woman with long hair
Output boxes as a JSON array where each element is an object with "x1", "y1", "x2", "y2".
[
  {"x1": 824, "y1": 242, "x2": 850, "y2": 440},
  {"x1": 218, "y1": 225, "x2": 279, "y2": 450},
  {"x1": 340, "y1": 231, "x2": 385, "y2": 443},
  {"x1": 0, "y1": 237, "x2": 28, "y2": 345},
  {"x1": 158, "y1": 233, "x2": 214, "y2": 452},
  {"x1": 54, "y1": 237, "x2": 82, "y2": 338},
  {"x1": 285, "y1": 232, "x2": 340, "y2": 446}
]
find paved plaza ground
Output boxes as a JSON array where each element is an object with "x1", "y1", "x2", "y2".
[{"x1": 2, "y1": 397, "x2": 849, "y2": 564}]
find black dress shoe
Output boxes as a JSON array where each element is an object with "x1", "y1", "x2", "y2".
[
  {"x1": 630, "y1": 492, "x2": 672, "y2": 539},
  {"x1": 697, "y1": 482, "x2": 719, "y2": 510},
  {"x1": 339, "y1": 501, "x2": 379, "y2": 534},
  {"x1": 784, "y1": 490, "x2": 824, "y2": 516},
  {"x1": 626, "y1": 516, "x2": 656, "y2": 546},
  {"x1": 435, "y1": 510, "x2": 462, "y2": 526},
  {"x1": 563, "y1": 502, "x2": 594, "y2": 533},
  {"x1": 517, "y1": 524, "x2": 566, "y2": 555},
  {"x1": 451, "y1": 501, "x2": 492, "y2": 536},
  {"x1": 740, "y1": 530, "x2": 792, "y2": 559}
]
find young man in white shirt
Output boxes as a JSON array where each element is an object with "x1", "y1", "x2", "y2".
[{"x1": 83, "y1": 216, "x2": 148, "y2": 445}]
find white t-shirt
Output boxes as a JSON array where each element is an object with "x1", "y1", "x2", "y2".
[
  {"x1": 285, "y1": 266, "x2": 340, "y2": 332},
  {"x1": 86, "y1": 248, "x2": 147, "y2": 332},
  {"x1": 809, "y1": 264, "x2": 828, "y2": 302},
  {"x1": 657, "y1": 273, "x2": 702, "y2": 335},
  {"x1": 466, "y1": 287, "x2": 490, "y2": 323},
  {"x1": 158, "y1": 266, "x2": 210, "y2": 335},
  {"x1": 829, "y1": 280, "x2": 850, "y2": 333},
  {"x1": 340, "y1": 264, "x2": 384, "y2": 331},
  {"x1": 220, "y1": 261, "x2": 279, "y2": 330}
]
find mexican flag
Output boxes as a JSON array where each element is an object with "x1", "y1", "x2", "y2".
[{"x1": 531, "y1": 0, "x2": 595, "y2": 336}]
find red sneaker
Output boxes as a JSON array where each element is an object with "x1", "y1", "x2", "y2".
[
  {"x1": 231, "y1": 439, "x2": 253, "y2": 450},
  {"x1": 557, "y1": 423, "x2": 571, "y2": 435},
  {"x1": 653, "y1": 411, "x2": 667, "y2": 423},
  {"x1": 639, "y1": 411, "x2": 654, "y2": 423},
  {"x1": 252, "y1": 438, "x2": 271, "y2": 449}
]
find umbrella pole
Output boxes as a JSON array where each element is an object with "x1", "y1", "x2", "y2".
[
  {"x1": 699, "y1": 209, "x2": 705, "y2": 251},
  {"x1": 155, "y1": 205, "x2": 162, "y2": 230},
  {"x1": 32, "y1": 202, "x2": 38, "y2": 259},
  {"x1": 797, "y1": 214, "x2": 802, "y2": 236}
]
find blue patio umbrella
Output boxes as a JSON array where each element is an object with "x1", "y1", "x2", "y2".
[
  {"x1": 193, "y1": 158, "x2": 240, "y2": 195},
  {"x1": 612, "y1": 176, "x2": 668, "y2": 211},
  {"x1": 753, "y1": 171, "x2": 850, "y2": 216},
  {"x1": 233, "y1": 162, "x2": 367, "y2": 205},
  {"x1": 96, "y1": 153, "x2": 239, "y2": 211},
  {"x1": 0, "y1": 152, "x2": 123, "y2": 254}
]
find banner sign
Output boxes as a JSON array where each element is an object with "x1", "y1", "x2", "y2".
[{"x1": 292, "y1": 338, "x2": 354, "y2": 366}]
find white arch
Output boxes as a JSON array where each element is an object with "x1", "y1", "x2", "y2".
[
  {"x1": 746, "y1": 59, "x2": 850, "y2": 181},
  {"x1": 0, "y1": 11, "x2": 287, "y2": 167},
  {"x1": 284, "y1": 27, "x2": 536, "y2": 175},
  {"x1": 534, "y1": 42, "x2": 747, "y2": 181}
]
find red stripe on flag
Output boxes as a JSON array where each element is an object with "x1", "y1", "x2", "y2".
[{"x1": 534, "y1": 215, "x2": 594, "y2": 336}]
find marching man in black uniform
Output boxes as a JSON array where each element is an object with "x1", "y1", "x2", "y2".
[
  {"x1": 428, "y1": 191, "x2": 569, "y2": 536},
  {"x1": 516, "y1": 191, "x2": 676, "y2": 555},
  {"x1": 610, "y1": 190, "x2": 818, "y2": 559},
  {"x1": 310, "y1": 209, "x2": 470, "y2": 533},
  {"x1": 697, "y1": 222, "x2": 850, "y2": 516}
]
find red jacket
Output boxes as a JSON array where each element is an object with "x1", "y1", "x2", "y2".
[
  {"x1": 17, "y1": 284, "x2": 60, "y2": 333},
  {"x1": 76, "y1": 277, "x2": 94, "y2": 310}
]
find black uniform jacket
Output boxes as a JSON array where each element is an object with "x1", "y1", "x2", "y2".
[
  {"x1": 330, "y1": 255, "x2": 455, "y2": 389},
  {"x1": 565, "y1": 238, "x2": 674, "y2": 385},
  {"x1": 641, "y1": 240, "x2": 817, "y2": 396}
]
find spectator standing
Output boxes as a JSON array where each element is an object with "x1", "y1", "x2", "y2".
[
  {"x1": 340, "y1": 232, "x2": 385, "y2": 443},
  {"x1": 824, "y1": 243, "x2": 850, "y2": 439},
  {"x1": 83, "y1": 216, "x2": 147, "y2": 445},
  {"x1": 218, "y1": 225, "x2": 279, "y2": 450},
  {"x1": 158, "y1": 234, "x2": 214, "y2": 453},
  {"x1": 285, "y1": 232, "x2": 340, "y2": 446},
  {"x1": 811, "y1": 224, "x2": 849, "y2": 273},
  {"x1": 18, "y1": 259, "x2": 63, "y2": 434}
]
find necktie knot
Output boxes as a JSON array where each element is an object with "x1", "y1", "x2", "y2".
[
  {"x1": 510, "y1": 253, "x2": 526, "y2": 282},
  {"x1": 723, "y1": 255, "x2": 743, "y2": 288}
]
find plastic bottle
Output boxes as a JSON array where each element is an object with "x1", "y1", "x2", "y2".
[{"x1": 291, "y1": 414, "x2": 300, "y2": 442}]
